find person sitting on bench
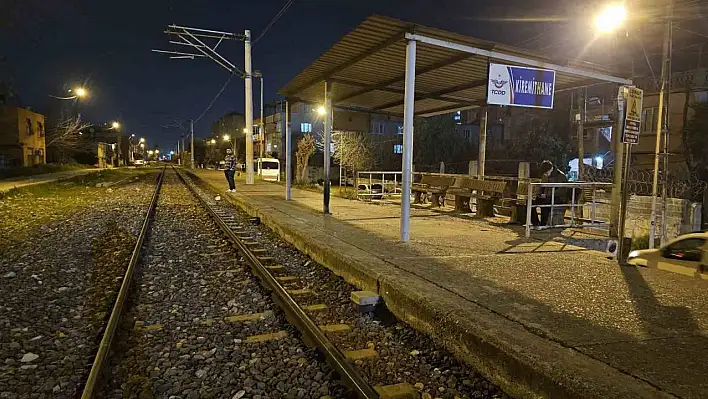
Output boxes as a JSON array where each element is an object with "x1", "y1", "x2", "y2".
[{"x1": 531, "y1": 160, "x2": 568, "y2": 227}]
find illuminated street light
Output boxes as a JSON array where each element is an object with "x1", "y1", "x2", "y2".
[
  {"x1": 210, "y1": 139, "x2": 216, "y2": 145},
  {"x1": 223, "y1": 134, "x2": 230, "y2": 141},
  {"x1": 111, "y1": 121, "x2": 120, "y2": 129},
  {"x1": 155, "y1": 149, "x2": 160, "y2": 154},
  {"x1": 148, "y1": 150, "x2": 154, "y2": 155},
  {"x1": 74, "y1": 87, "x2": 87, "y2": 98},
  {"x1": 594, "y1": 3, "x2": 626, "y2": 33},
  {"x1": 139, "y1": 137, "x2": 146, "y2": 143},
  {"x1": 317, "y1": 106, "x2": 326, "y2": 116},
  {"x1": 170, "y1": 151, "x2": 175, "y2": 155},
  {"x1": 140, "y1": 143, "x2": 145, "y2": 148}
]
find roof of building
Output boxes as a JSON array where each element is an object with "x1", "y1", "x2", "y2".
[{"x1": 279, "y1": 15, "x2": 631, "y2": 117}]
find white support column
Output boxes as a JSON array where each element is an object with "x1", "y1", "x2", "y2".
[
  {"x1": 285, "y1": 100, "x2": 292, "y2": 200},
  {"x1": 478, "y1": 108, "x2": 487, "y2": 179},
  {"x1": 400, "y1": 39, "x2": 417, "y2": 242},
  {"x1": 244, "y1": 29, "x2": 254, "y2": 184},
  {"x1": 323, "y1": 81, "x2": 333, "y2": 214}
]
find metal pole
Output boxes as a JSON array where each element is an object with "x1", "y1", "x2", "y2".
[
  {"x1": 618, "y1": 143, "x2": 632, "y2": 263},
  {"x1": 649, "y1": 2, "x2": 673, "y2": 248},
  {"x1": 610, "y1": 88, "x2": 625, "y2": 237},
  {"x1": 177, "y1": 139, "x2": 181, "y2": 166},
  {"x1": 400, "y1": 38, "x2": 416, "y2": 242},
  {"x1": 260, "y1": 75, "x2": 265, "y2": 159},
  {"x1": 323, "y1": 81, "x2": 332, "y2": 214},
  {"x1": 190, "y1": 119, "x2": 195, "y2": 169},
  {"x1": 577, "y1": 90, "x2": 585, "y2": 181},
  {"x1": 244, "y1": 29, "x2": 254, "y2": 184},
  {"x1": 525, "y1": 184, "x2": 533, "y2": 238},
  {"x1": 661, "y1": 7, "x2": 674, "y2": 245},
  {"x1": 285, "y1": 100, "x2": 292, "y2": 200},
  {"x1": 478, "y1": 108, "x2": 487, "y2": 179}
]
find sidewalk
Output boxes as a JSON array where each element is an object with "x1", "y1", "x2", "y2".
[
  {"x1": 0, "y1": 168, "x2": 102, "y2": 193},
  {"x1": 194, "y1": 170, "x2": 707, "y2": 399}
]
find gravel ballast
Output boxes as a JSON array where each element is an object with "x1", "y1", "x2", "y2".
[{"x1": 0, "y1": 171, "x2": 159, "y2": 398}]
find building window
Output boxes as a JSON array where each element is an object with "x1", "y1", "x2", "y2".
[
  {"x1": 463, "y1": 129, "x2": 472, "y2": 139},
  {"x1": 642, "y1": 107, "x2": 657, "y2": 133},
  {"x1": 300, "y1": 122, "x2": 312, "y2": 133},
  {"x1": 26, "y1": 118, "x2": 33, "y2": 136},
  {"x1": 454, "y1": 111, "x2": 461, "y2": 122},
  {"x1": 393, "y1": 144, "x2": 403, "y2": 154},
  {"x1": 397, "y1": 124, "x2": 403, "y2": 135},
  {"x1": 371, "y1": 122, "x2": 385, "y2": 135},
  {"x1": 304, "y1": 105, "x2": 311, "y2": 114},
  {"x1": 276, "y1": 121, "x2": 282, "y2": 132},
  {"x1": 37, "y1": 121, "x2": 44, "y2": 137}
]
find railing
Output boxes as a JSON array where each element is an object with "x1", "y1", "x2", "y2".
[
  {"x1": 356, "y1": 171, "x2": 402, "y2": 201},
  {"x1": 525, "y1": 182, "x2": 614, "y2": 238}
]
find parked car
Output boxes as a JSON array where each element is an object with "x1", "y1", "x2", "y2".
[
  {"x1": 134, "y1": 159, "x2": 145, "y2": 167},
  {"x1": 628, "y1": 232, "x2": 708, "y2": 278}
]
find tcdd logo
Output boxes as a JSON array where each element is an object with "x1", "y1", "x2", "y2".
[{"x1": 490, "y1": 76, "x2": 508, "y2": 95}]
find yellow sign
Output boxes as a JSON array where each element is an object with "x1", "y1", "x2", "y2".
[{"x1": 622, "y1": 86, "x2": 643, "y2": 144}]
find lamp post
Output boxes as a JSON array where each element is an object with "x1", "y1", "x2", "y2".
[{"x1": 254, "y1": 71, "x2": 265, "y2": 159}]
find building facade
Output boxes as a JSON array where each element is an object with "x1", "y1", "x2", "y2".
[{"x1": 0, "y1": 106, "x2": 46, "y2": 168}]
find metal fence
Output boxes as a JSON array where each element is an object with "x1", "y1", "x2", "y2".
[
  {"x1": 525, "y1": 182, "x2": 614, "y2": 238},
  {"x1": 583, "y1": 166, "x2": 707, "y2": 201},
  {"x1": 355, "y1": 171, "x2": 402, "y2": 201}
]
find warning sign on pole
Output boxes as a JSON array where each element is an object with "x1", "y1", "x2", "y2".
[{"x1": 622, "y1": 86, "x2": 643, "y2": 144}]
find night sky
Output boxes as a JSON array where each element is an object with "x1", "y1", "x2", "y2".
[{"x1": 2, "y1": 0, "x2": 621, "y2": 150}]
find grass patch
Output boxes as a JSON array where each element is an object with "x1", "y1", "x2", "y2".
[
  {"x1": 631, "y1": 234, "x2": 650, "y2": 251},
  {"x1": 0, "y1": 163, "x2": 89, "y2": 179}
]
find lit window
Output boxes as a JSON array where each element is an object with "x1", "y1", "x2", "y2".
[
  {"x1": 371, "y1": 122, "x2": 385, "y2": 135},
  {"x1": 454, "y1": 111, "x2": 461, "y2": 121},
  {"x1": 393, "y1": 144, "x2": 403, "y2": 154},
  {"x1": 300, "y1": 123, "x2": 312, "y2": 133},
  {"x1": 397, "y1": 124, "x2": 403, "y2": 135}
]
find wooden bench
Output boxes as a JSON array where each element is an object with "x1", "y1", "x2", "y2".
[
  {"x1": 448, "y1": 178, "x2": 507, "y2": 217},
  {"x1": 411, "y1": 175, "x2": 455, "y2": 207}
]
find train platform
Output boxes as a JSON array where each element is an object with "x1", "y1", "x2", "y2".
[{"x1": 193, "y1": 169, "x2": 707, "y2": 399}]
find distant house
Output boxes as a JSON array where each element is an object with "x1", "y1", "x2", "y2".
[{"x1": 0, "y1": 106, "x2": 46, "y2": 168}]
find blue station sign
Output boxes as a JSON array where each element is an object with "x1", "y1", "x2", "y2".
[{"x1": 487, "y1": 63, "x2": 556, "y2": 109}]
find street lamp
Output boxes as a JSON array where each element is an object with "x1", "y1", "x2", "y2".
[
  {"x1": 74, "y1": 87, "x2": 87, "y2": 98},
  {"x1": 210, "y1": 139, "x2": 216, "y2": 145},
  {"x1": 49, "y1": 86, "x2": 89, "y2": 100},
  {"x1": 594, "y1": 3, "x2": 626, "y2": 33},
  {"x1": 111, "y1": 121, "x2": 120, "y2": 130},
  {"x1": 140, "y1": 137, "x2": 146, "y2": 143},
  {"x1": 317, "y1": 106, "x2": 326, "y2": 116},
  {"x1": 223, "y1": 134, "x2": 230, "y2": 141}
]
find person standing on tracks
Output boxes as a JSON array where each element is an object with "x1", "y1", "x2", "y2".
[{"x1": 223, "y1": 148, "x2": 237, "y2": 193}]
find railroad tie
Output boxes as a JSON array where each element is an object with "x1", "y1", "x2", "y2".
[
  {"x1": 303, "y1": 304, "x2": 327, "y2": 312},
  {"x1": 265, "y1": 265, "x2": 285, "y2": 273},
  {"x1": 344, "y1": 347, "x2": 377, "y2": 360},
  {"x1": 374, "y1": 383, "x2": 418, "y2": 399},
  {"x1": 276, "y1": 276, "x2": 298, "y2": 283},
  {"x1": 134, "y1": 321, "x2": 163, "y2": 331},
  {"x1": 245, "y1": 330, "x2": 288, "y2": 343},
  {"x1": 224, "y1": 311, "x2": 272, "y2": 323},
  {"x1": 287, "y1": 288, "x2": 312, "y2": 296},
  {"x1": 318, "y1": 324, "x2": 350, "y2": 333}
]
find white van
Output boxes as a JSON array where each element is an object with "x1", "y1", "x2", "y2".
[{"x1": 255, "y1": 158, "x2": 280, "y2": 182}]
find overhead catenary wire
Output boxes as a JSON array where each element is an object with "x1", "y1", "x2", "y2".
[
  {"x1": 194, "y1": 71, "x2": 236, "y2": 123},
  {"x1": 252, "y1": 0, "x2": 295, "y2": 44}
]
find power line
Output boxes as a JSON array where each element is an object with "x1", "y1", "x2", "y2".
[
  {"x1": 194, "y1": 72, "x2": 236, "y2": 123},
  {"x1": 253, "y1": 0, "x2": 294, "y2": 44}
]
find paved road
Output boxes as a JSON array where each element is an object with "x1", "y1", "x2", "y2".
[
  {"x1": 194, "y1": 170, "x2": 707, "y2": 399},
  {"x1": 0, "y1": 169, "x2": 102, "y2": 193}
]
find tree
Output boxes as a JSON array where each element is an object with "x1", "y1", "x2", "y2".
[
  {"x1": 317, "y1": 130, "x2": 376, "y2": 176},
  {"x1": 45, "y1": 116, "x2": 92, "y2": 163},
  {"x1": 505, "y1": 108, "x2": 572, "y2": 172},
  {"x1": 296, "y1": 134, "x2": 315, "y2": 183},
  {"x1": 683, "y1": 102, "x2": 708, "y2": 181},
  {"x1": 413, "y1": 116, "x2": 476, "y2": 170}
]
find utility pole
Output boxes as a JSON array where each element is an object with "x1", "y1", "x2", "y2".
[
  {"x1": 323, "y1": 82, "x2": 333, "y2": 214},
  {"x1": 649, "y1": 1, "x2": 674, "y2": 249},
  {"x1": 259, "y1": 73, "x2": 264, "y2": 159},
  {"x1": 244, "y1": 30, "x2": 254, "y2": 184},
  {"x1": 190, "y1": 119, "x2": 195, "y2": 169}
]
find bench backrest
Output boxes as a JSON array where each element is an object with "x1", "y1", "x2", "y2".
[
  {"x1": 420, "y1": 174, "x2": 455, "y2": 187},
  {"x1": 469, "y1": 179, "x2": 507, "y2": 195}
]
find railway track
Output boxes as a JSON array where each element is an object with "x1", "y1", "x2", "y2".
[{"x1": 78, "y1": 168, "x2": 374, "y2": 398}]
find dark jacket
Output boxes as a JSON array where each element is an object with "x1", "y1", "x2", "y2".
[{"x1": 540, "y1": 167, "x2": 568, "y2": 201}]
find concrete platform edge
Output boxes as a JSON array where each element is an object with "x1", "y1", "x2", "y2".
[{"x1": 191, "y1": 173, "x2": 674, "y2": 399}]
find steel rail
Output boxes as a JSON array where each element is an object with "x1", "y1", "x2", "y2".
[
  {"x1": 81, "y1": 168, "x2": 166, "y2": 398},
  {"x1": 174, "y1": 168, "x2": 379, "y2": 399}
]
